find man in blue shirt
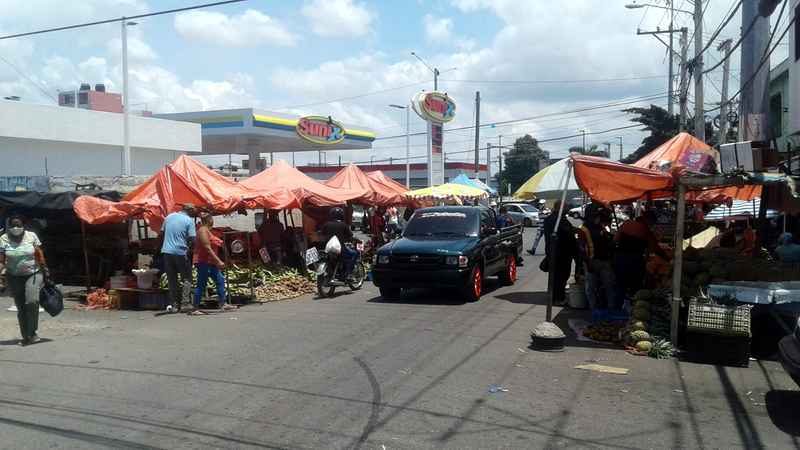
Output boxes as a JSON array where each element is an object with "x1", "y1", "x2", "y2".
[{"x1": 160, "y1": 204, "x2": 197, "y2": 312}]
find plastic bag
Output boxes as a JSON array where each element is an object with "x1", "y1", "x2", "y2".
[
  {"x1": 325, "y1": 236, "x2": 342, "y2": 255},
  {"x1": 39, "y1": 282, "x2": 64, "y2": 317}
]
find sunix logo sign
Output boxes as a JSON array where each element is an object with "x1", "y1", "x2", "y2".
[
  {"x1": 296, "y1": 116, "x2": 346, "y2": 145},
  {"x1": 412, "y1": 92, "x2": 456, "y2": 123}
]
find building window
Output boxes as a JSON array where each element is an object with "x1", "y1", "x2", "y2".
[
  {"x1": 770, "y1": 94, "x2": 783, "y2": 137},
  {"x1": 78, "y1": 92, "x2": 88, "y2": 105}
]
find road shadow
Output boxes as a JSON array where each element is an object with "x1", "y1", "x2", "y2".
[
  {"x1": 766, "y1": 390, "x2": 800, "y2": 437},
  {"x1": 0, "y1": 337, "x2": 53, "y2": 347},
  {"x1": 0, "y1": 339, "x2": 21, "y2": 346},
  {"x1": 367, "y1": 278, "x2": 504, "y2": 305},
  {"x1": 495, "y1": 291, "x2": 550, "y2": 305}
]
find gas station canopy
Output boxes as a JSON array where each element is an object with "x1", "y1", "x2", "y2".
[{"x1": 156, "y1": 108, "x2": 376, "y2": 155}]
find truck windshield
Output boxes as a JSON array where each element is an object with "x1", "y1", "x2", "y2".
[{"x1": 404, "y1": 211, "x2": 479, "y2": 237}]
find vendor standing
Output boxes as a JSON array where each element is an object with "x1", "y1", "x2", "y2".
[
  {"x1": 0, "y1": 215, "x2": 49, "y2": 345},
  {"x1": 577, "y1": 205, "x2": 616, "y2": 310},
  {"x1": 613, "y1": 210, "x2": 669, "y2": 300},
  {"x1": 161, "y1": 204, "x2": 196, "y2": 313},
  {"x1": 542, "y1": 201, "x2": 576, "y2": 306},
  {"x1": 258, "y1": 210, "x2": 284, "y2": 264},
  {"x1": 193, "y1": 213, "x2": 233, "y2": 312}
]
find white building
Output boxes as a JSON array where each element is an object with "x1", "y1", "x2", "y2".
[
  {"x1": 0, "y1": 99, "x2": 200, "y2": 177},
  {"x1": 790, "y1": 0, "x2": 800, "y2": 137}
]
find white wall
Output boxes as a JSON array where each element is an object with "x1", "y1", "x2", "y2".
[
  {"x1": 0, "y1": 137, "x2": 184, "y2": 176},
  {"x1": 0, "y1": 100, "x2": 201, "y2": 152}
]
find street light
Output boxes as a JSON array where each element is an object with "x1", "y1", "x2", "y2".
[
  {"x1": 410, "y1": 51, "x2": 456, "y2": 91},
  {"x1": 389, "y1": 104, "x2": 411, "y2": 188},
  {"x1": 121, "y1": 19, "x2": 137, "y2": 176},
  {"x1": 624, "y1": 2, "x2": 693, "y2": 15}
]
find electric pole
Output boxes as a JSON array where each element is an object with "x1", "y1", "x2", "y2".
[
  {"x1": 693, "y1": 0, "x2": 705, "y2": 141},
  {"x1": 668, "y1": 0, "x2": 675, "y2": 115},
  {"x1": 473, "y1": 91, "x2": 481, "y2": 179},
  {"x1": 679, "y1": 27, "x2": 689, "y2": 130},
  {"x1": 486, "y1": 142, "x2": 491, "y2": 185},
  {"x1": 718, "y1": 38, "x2": 733, "y2": 144},
  {"x1": 738, "y1": 0, "x2": 771, "y2": 143},
  {"x1": 617, "y1": 136, "x2": 623, "y2": 161}
]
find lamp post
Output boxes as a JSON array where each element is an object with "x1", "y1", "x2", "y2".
[
  {"x1": 389, "y1": 104, "x2": 411, "y2": 188},
  {"x1": 121, "y1": 19, "x2": 137, "y2": 176}
]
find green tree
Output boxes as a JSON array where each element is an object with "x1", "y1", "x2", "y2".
[
  {"x1": 621, "y1": 104, "x2": 717, "y2": 163},
  {"x1": 496, "y1": 134, "x2": 549, "y2": 194},
  {"x1": 568, "y1": 145, "x2": 608, "y2": 158}
]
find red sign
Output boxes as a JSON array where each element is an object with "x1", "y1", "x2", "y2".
[
  {"x1": 412, "y1": 91, "x2": 456, "y2": 123},
  {"x1": 431, "y1": 123, "x2": 443, "y2": 155},
  {"x1": 296, "y1": 116, "x2": 345, "y2": 145}
]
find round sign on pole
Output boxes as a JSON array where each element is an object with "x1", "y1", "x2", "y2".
[{"x1": 412, "y1": 92, "x2": 456, "y2": 124}]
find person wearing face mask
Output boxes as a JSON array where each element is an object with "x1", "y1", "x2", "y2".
[{"x1": 0, "y1": 215, "x2": 49, "y2": 345}]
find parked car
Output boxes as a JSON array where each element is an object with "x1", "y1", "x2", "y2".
[
  {"x1": 503, "y1": 203, "x2": 540, "y2": 227},
  {"x1": 372, "y1": 206, "x2": 523, "y2": 302},
  {"x1": 778, "y1": 316, "x2": 800, "y2": 387}
]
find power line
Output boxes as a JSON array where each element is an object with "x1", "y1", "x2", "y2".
[
  {"x1": 705, "y1": 20, "x2": 792, "y2": 113},
  {"x1": 439, "y1": 75, "x2": 667, "y2": 84},
  {"x1": 0, "y1": 54, "x2": 57, "y2": 101},
  {"x1": 694, "y1": 0, "x2": 743, "y2": 60},
  {"x1": 274, "y1": 79, "x2": 433, "y2": 111},
  {"x1": 702, "y1": 5, "x2": 763, "y2": 74},
  {"x1": 0, "y1": 0, "x2": 247, "y2": 40}
]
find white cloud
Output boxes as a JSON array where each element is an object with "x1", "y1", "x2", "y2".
[
  {"x1": 174, "y1": 9, "x2": 298, "y2": 47},
  {"x1": 106, "y1": 37, "x2": 158, "y2": 62},
  {"x1": 301, "y1": 0, "x2": 373, "y2": 38},
  {"x1": 423, "y1": 14, "x2": 453, "y2": 43}
]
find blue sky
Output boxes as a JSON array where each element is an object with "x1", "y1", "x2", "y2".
[{"x1": 0, "y1": 0, "x2": 792, "y2": 169}]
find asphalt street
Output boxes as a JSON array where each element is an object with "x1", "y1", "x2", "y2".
[{"x1": 0, "y1": 228, "x2": 799, "y2": 449}]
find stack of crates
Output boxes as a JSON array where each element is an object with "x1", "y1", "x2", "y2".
[{"x1": 685, "y1": 299, "x2": 752, "y2": 367}]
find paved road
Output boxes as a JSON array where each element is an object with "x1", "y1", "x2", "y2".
[{"x1": 0, "y1": 229, "x2": 799, "y2": 449}]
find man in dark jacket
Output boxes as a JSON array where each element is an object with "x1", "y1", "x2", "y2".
[{"x1": 542, "y1": 200, "x2": 576, "y2": 306}]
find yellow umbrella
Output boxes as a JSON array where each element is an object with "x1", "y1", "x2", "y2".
[
  {"x1": 405, "y1": 183, "x2": 489, "y2": 202},
  {"x1": 514, "y1": 158, "x2": 580, "y2": 200}
]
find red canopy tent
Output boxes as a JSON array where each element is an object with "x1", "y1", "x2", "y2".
[
  {"x1": 240, "y1": 160, "x2": 361, "y2": 207},
  {"x1": 572, "y1": 154, "x2": 675, "y2": 204},
  {"x1": 74, "y1": 155, "x2": 298, "y2": 228},
  {"x1": 325, "y1": 165, "x2": 408, "y2": 206},
  {"x1": 633, "y1": 132, "x2": 720, "y2": 173},
  {"x1": 366, "y1": 171, "x2": 410, "y2": 197}
]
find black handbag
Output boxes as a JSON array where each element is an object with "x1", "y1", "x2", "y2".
[
  {"x1": 539, "y1": 256, "x2": 549, "y2": 272},
  {"x1": 39, "y1": 281, "x2": 64, "y2": 317}
]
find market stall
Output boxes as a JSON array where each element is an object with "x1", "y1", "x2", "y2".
[
  {"x1": 514, "y1": 157, "x2": 582, "y2": 201},
  {"x1": 325, "y1": 164, "x2": 409, "y2": 206},
  {"x1": 404, "y1": 182, "x2": 488, "y2": 204}
]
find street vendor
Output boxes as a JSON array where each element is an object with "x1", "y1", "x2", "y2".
[
  {"x1": 370, "y1": 206, "x2": 386, "y2": 247},
  {"x1": 613, "y1": 210, "x2": 669, "y2": 300},
  {"x1": 542, "y1": 200, "x2": 576, "y2": 306},
  {"x1": 258, "y1": 210, "x2": 284, "y2": 265},
  {"x1": 193, "y1": 213, "x2": 235, "y2": 313},
  {"x1": 577, "y1": 205, "x2": 616, "y2": 311}
]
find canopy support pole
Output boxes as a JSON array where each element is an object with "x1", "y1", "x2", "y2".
[
  {"x1": 81, "y1": 221, "x2": 91, "y2": 294},
  {"x1": 670, "y1": 183, "x2": 686, "y2": 346}
]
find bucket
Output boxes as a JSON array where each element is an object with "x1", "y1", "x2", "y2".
[
  {"x1": 568, "y1": 283, "x2": 588, "y2": 309},
  {"x1": 132, "y1": 269, "x2": 158, "y2": 289}
]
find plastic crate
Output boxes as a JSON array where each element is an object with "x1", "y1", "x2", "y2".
[
  {"x1": 684, "y1": 331, "x2": 750, "y2": 367},
  {"x1": 687, "y1": 300, "x2": 751, "y2": 337},
  {"x1": 139, "y1": 290, "x2": 169, "y2": 310}
]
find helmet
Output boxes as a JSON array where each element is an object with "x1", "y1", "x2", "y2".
[{"x1": 330, "y1": 207, "x2": 345, "y2": 221}]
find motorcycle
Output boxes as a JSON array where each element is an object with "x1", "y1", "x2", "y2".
[{"x1": 314, "y1": 241, "x2": 366, "y2": 298}]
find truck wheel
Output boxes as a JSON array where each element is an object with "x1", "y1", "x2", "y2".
[
  {"x1": 499, "y1": 255, "x2": 517, "y2": 286},
  {"x1": 462, "y1": 265, "x2": 482, "y2": 302},
  {"x1": 379, "y1": 287, "x2": 402, "y2": 300}
]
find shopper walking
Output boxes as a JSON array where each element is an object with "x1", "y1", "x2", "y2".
[
  {"x1": 0, "y1": 215, "x2": 49, "y2": 345},
  {"x1": 160, "y1": 204, "x2": 196, "y2": 313},
  {"x1": 193, "y1": 213, "x2": 233, "y2": 313}
]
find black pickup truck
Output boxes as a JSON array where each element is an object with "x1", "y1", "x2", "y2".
[{"x1": 372, "y1": 206, "x2": 524, "y2": 301}]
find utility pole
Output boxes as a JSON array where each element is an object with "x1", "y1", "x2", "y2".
[
  {"x1": 668, "y1": 0, "x2": 675, "y2": 115},
  {"x1": 679, "y1": 27, "x2": 689, "y2": 130},
  {"x1": 718, "y1": 38, "x2": 733, "y2": 144},
  {"x1": 497, "y1": 136, "x2": 503, "y2": 196},
  {"x1": 604, "y1": 142, "x2": 612, "y2": 156},
  {"x1": 473, "y1": 91, "x2": 481, "y2": 180},
  {"x1": 693, "y1": 0, "x2": 705, "y2": 141},
  {"x1": 485, "y1": 143, "x2": 491, "y2": 185},
  {"x1": 580, "y1": 129, "x2": 587, "y2": 152},
  {"x1": 121, "y1": 19, "x2": 135, "y2": 176},
  {"x1": 739, "y1": 0, "x2": 771, "y2": 143},
  {"x1": 617, "y1": 136, "x2": 623, "y2": 161}
]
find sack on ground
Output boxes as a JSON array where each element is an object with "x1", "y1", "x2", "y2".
[
  {"x1": 39, "y1": 282, "x2": 64, "y2": 317},
  {"x1": 325, "y1": 236, "x2": 342, "y2": 255}
]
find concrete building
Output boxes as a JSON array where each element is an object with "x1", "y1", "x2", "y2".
[
  {"x1": 790, "y1": 0, "x2": 800, "y2": 138},
  {"x1": 298, "y1": 162, "x2": 488, "y2": 189},
  {"x1": 58, "y1": 83, "x2": 123, "y2": 114},
  {"x1": 0, "y1": 99, "x2": 200, "y2": 179},
  {"x1": 769, "y1": 58, "x2": 791, "y2": 151}
]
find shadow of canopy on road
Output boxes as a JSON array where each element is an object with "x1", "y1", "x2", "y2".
[
  {"x1": 367, "y1": 278, "x2": 505, "y2": 306},
  {"x1": 766, "y1": 390, "x2": 800, "y2": 437},
  {"x1": 495, "y1": 291, "x2": 549, "y2": 305}
]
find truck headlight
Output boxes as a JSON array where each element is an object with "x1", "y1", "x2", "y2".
[
  {"x1": 377, "y1": 254, "x2": 390, "y2": 265},
  {"x1": 446, "y1": 255, "x2": 469, "y2": 267}
]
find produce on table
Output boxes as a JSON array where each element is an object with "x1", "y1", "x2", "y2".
[
  {"x1": 630, "y1": 330, "x2": 651, "y2": 342},
  {"x1": 629, "y1": 320, "x2": 647, "y2": 332},
  {"x1": 583, "y1": 321, "x2": 623, "y2": 342},
  {"x1": 635, "y1": 341, "x2": 653, "y2": 352},
  {"x1": 648, "y1": 338, "x2": 675, "y2": 359},
  {"x1": 227, "y1": 263, "x2": 316, "y2": 302},
  {"x1": 82, "y1": 288, "x2": 112, "y2": 310}
]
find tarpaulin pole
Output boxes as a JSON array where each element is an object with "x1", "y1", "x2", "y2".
[
  {"x1": 81, "y1": 221, "x2": 91, "y2": 294},
  {"x1": 671, "y1": 183, "x2": 686, "y2": 346}
]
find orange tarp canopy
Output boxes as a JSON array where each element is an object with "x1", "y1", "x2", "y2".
[
  {"x1": 572, "y1": 154, "x2": 674, "y2": 204},
  {"x1": 240, "y1": 160, "x2": 361, "y2": 206},
  {"x1": 324, "y1": 165, "x2": 408, "y2": 206},
  {"x1": 74, "y1": 155, "x2": 298, "y2": 227},
  {"x1": 633, "y1": 132, "x2": 720, "y2": 173},
  {"x1": 366, "y1": 170, "x2": 411, "y2": 199},
  {"x1": 686, "y1": 185, "x2": 762, "y2": 203}
]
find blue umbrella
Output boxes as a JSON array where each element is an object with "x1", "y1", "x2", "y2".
[{"x1": 451, "y1": 173, "x2": 495, "y2": 194}]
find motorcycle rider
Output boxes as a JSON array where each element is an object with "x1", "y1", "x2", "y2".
[{"x1": 321, "y1": 207, "x2": 356, "y2": 279}]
